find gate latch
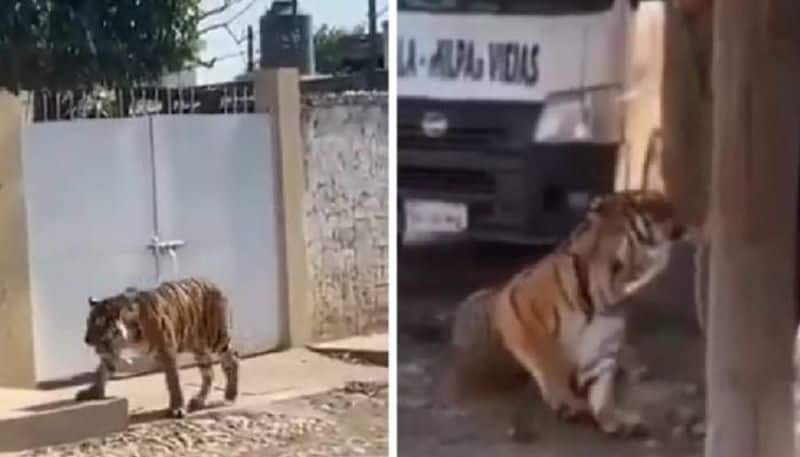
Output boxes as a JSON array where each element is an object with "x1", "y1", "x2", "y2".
[{"x1": 147, "y1": 236, "x2": 186, "y2": 254}]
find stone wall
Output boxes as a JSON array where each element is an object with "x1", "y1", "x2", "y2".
[{"x1": 300, "y1": 93, "x2": 388, "y2": 340}]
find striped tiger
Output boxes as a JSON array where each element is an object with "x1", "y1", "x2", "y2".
[
  {"x1": 443, "y1": 190, "x2": 687, "y2": 438},
  {"x1": 75, "y1": 277, "x2": 239, "y2": 418}
]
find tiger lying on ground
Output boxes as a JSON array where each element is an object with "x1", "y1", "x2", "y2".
[
  {"x1": 75, "y1": 277, "x2": 239, "y2": 418},
  {"x1": 443, "y1": 190, "x2": 687, "y2": 438}
]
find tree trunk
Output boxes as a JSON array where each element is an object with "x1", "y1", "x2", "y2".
[
  {"x1": 706, "y1": 0, "x2": 800, "y2": 456},
  {"x1": 661, "y1": 1, "x2": 713, "y2": 229}
]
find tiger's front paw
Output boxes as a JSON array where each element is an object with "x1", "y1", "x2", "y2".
[
  {"x1": 597, "y1": 409, "x2": 649, "y2": 438},
  {"x1": 167, "y1": 407, "x2": 187, "y2": 419},
  {"x1": 544, "y1": 384, "x2": 589, "y2": 420},
  {"x1": 75, "y1": 387, "x2": 104, "y2": 402}
]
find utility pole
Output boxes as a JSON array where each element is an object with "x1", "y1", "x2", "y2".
[
  {"x1": 705, "y1": 0, "x2": 800, "y2": 456},
  {"x1": 292, "y1": 0, "x2": 300, "y2": 69},
  {"x1": 367, "y1": 0, "x2": 377, "y2": 90},
  {"x1": 247, "y1": 25, "x2": 254, "y2": 73}
]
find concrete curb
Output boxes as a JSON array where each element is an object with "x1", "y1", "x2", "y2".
[
  {"x1": 0, "y1": 398, "x2": 128, "y2": 453},
  {"x1": 307, "y1": 334, "x2": 388, "y2": 367}
]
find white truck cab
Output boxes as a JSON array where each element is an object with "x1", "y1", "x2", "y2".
[{"x1": 398, "y1": 0, "x2": 642, "y2": 244}]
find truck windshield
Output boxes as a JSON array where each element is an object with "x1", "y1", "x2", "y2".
[{"x1": 399, "y1": 0, "x2": 616, "y2": 14}]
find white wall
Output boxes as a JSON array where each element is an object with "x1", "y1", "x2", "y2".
[{"x1": 21, "y1": 114, "x2": 284, "y2": 382}]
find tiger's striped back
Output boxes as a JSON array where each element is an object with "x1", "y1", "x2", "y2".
[{"x1": 136, "y1": 277, "x2": 233, "y2": 355}]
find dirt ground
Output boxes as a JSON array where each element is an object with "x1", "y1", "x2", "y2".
[
  {"x1": 398, "y1": 238, "x2": 708, "y2": 457},
  {"x1": 15, "y1": 377, "x2": 387, "y2": 457}
]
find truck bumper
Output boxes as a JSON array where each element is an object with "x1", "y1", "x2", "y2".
[{"x1": 398, "y1": 144, "x2": 618, "y2": 245}]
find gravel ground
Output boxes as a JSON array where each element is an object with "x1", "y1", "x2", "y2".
[{"x1": 18, "y1": 381, "x2": 387, "y2": 457}]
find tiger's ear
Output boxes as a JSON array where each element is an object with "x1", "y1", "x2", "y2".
[
  {"x1": 588, "y1": 195, "x2": 607, "y2": 212},
  {"x1": 123, "y1": 287, "x2": 138, "y2": 300},
  {"x1": 587, "y1": 195, "x2": 610, "y2": 220},
  {"x1": 88, "y1": 297, "x2": 99, "y2": 307},
  {"x1": 122, "y1": 287, "x2": 139, "y2": 316}
]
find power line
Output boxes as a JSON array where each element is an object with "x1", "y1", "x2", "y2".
[{"x1": 198, "y1": 0, "x2": 261, "y2": 35}]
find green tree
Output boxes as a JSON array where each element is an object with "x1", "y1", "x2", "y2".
[
  {"x1": 0, "y1": 0, "x2": 207, "y2": 92},
  {"x1": 313, "y1": 24, "x2": 350, "y2": 75}
]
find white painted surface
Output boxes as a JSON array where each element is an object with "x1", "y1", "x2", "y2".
[
  {"x1": 151, "y1": 114, "x2": 283, "y2": 355},
  {"x1": 22, "y1": 114, "x2": 283, "y2": 382},
  {"x1": 397, "y1": 0, "x2": 631, "y2": 100},
  {"x1": 23, "y1": 119, "x2": 157, "y2": 380}
]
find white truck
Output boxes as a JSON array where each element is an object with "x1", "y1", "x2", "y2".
[{"x1": 398, "y1": 0, "x2": 645, "y2": 244}]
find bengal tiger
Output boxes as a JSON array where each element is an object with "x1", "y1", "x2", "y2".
[
  {"x1": 75, "y1": 277, "x2": 239, "y2": 418},
  {"x1": 442, "y1": 190, "x2": 687, "y2": 438}
]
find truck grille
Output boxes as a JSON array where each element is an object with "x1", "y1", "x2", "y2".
[
  {"x1": 398, "y1": 98, "x2": 542, "y2": 151},
  {"x1": 398, "y1": 125, "x2": 508, "y2": 150},
  {"x1": 399, "y1": 167, "x2": 495, "y2": 195}
]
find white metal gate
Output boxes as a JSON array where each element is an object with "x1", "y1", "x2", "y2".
[{"x1": 22, "y1": 114, "x2": 284, "y2": 382}]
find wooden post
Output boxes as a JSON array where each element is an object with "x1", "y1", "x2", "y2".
[
  {"x1": 660, "y1": 0, "x2": 713, "y2": 230},
  {"x1": 0, "y1": 91, "x2": 37, "y2": 387},
  {"x1": 706, "y1": 0, "x2": 800, "y2": 455},
  {"x1": 254, "y1": 68, "x2": 312, "y2": 347}
]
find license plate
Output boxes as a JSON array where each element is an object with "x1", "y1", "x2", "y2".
[
  {"x1": 567, "y1": 191, "x2": 592, "y2": 211},
  {"x1": 404, "y1": 200, "x2": 468, "y2": 234}
]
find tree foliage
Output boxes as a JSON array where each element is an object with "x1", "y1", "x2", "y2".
[
  {"x1": 313, "y1": 24, "x2": 351, "y2": 75},
  {"x1": 0, "y1": 0, "x2": 206, "y2": 91}
]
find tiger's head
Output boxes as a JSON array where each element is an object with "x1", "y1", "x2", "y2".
[
  {"x1": 587, "y1": 189, "x2": 687, "y2": 246},
  {"x1": 83, "y1": 288, "x2": 140, "y2": 357},
  {"x1": 582, "y1": 190, "x2": 687, "y2": 300}
]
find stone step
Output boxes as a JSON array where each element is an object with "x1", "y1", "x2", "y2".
[
  {"x1": 307, "y1": 333, "x2": 388, "y2": 366},
  {"x1": 0, "y1": 390, "x2": 127, "y2": 453}
]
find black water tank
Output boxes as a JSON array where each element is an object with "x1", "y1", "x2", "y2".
[{"x1": 259, "y1": 1, "x2": 315, "y2": 75}]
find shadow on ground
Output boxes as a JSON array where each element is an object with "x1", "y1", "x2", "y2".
[{"x1": 398, "y1": 239, "x2": 706, "y2": 457}]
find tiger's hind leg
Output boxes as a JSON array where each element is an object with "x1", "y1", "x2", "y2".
[
  {"x1": 503, "y1": 337, "x2": 589, "y2": 420},
  {"x1": 188, "y1": 351, "x2": 214, "y2": 412},
  {"x1": 157, "y1": 349, "x2": 186, "y2": 418},
  {"x1": 219, "y1": 346, "x2": 239, "y2": 404}
]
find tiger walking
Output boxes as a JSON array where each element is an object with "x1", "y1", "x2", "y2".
[
  {"x1": 75, "y1": 277, "x2": 239, "y2": 418},
  {"x1": 444, "y1": 190, "x2": 687, "y2": 438}
]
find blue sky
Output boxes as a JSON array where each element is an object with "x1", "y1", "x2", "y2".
[{"x1": 197, "y1": 0, "x2": 388, "y2": 83}]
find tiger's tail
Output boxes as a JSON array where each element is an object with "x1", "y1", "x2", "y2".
[{"x1": 433, "y1": 288, "x2": 528, "y2": 409}]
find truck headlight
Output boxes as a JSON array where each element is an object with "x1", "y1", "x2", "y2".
[{"x1": 533, "y1": 87, "x2": 622, "y2": 144}]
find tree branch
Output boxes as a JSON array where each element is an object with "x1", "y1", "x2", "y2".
[
  {"x1": 198, "y1": 0, "x2": 259, "y2": 35},
  {"x1": 198, "y1": 22, "x2": 228, "y2": 35},
  {"x1": 189, "y1": 56, "x2": 218, "y2": 68}
]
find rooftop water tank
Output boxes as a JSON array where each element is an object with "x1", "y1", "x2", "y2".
[{"x1": 259, "y1": 1, "x2": 315, "y2": 75}]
